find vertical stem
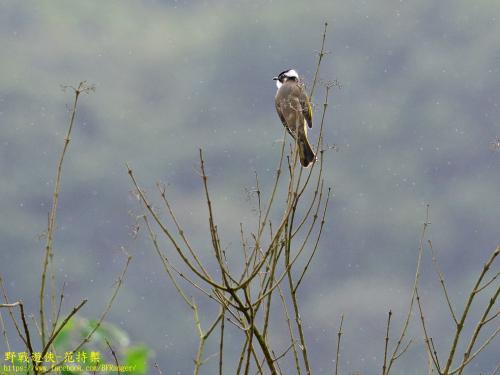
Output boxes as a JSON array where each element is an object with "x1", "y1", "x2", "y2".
[
  {"x1": 219, "y1": 309, "x2": 225, "y2": 375},
  {"x1": 335, "y1": 314, "x2": 344, "y2": 375},
  {"x1": 309, "y1": 22, "x2": 329, "y2": 100},
  {"x1": 39, "y1": 84, "x2": 83, "y2": 346},
  {"x1": 382, "y1": 310, "x2": 392, "y2": 375}
]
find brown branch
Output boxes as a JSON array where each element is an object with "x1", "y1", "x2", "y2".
[
  {"x1": 40, "y1": 81, "x2": 93, "y2": 346},
  {"x1": 452, "y1": 326, "x2": 499, "y2": 374},
  {"x1": 456, "y1": 283, "x2": 500, "y2": 374},
  {"x1": 143, "y1": 215, "x2": 194, "y2": 308},
  {"x1": 0, "y1": 309, "x2": 10, "y2": 352},
  {"x1": 294, "y1": 185, "x2": 330, "y2": 292},
  {"x1": 0, "y1": 300, "x2": 38, "y2": 374},
  {"x1": 278, "y1": 285, "x2": 301, "y2": 375},
  {"x1": 382, "y1": 310, "x2": 392, "y2": 375},
  {"x1": 386, "y1": 205, "x2": 431, "y2": 374},
  {"x1": 128, "y1": 165, "x2": 228, "y2": 292},
  {"x1": 219, "y1": 309, "x2": 225, "y2": 375},
  {"x1": 19, "y1": 302, "x2": 37, "y2": 373},
  {"x1": 416, "y1": 289, "x2": 441, "y2": 373},
  {"x1": 40, "y1": 299, "x2": 87, "y2": 360},
  {"x1": 443, "y1": 245, "x2": 499, "y2": 374},
  {"x1": 0, "y1": 278, "x2": 27, "y2": 347},
  {"x1": 157, "y1": 182, "x2": 210, "y2": 278},
  {"x1": 286, "y1": 242, "x2": 312, "y2": 375},
  {"x1": 476, "y1": 270, "x2": 499, "y2": 294},
  {"x1": 236, "y1": 336, "x2": 249, "y2": 375},
  {"x1": 428, "y1": 240, "x2": 458, "y2": 325},
  {"x1": 105, "y1": 338, "x2": 121, "y2": 375},
  {"x1": 48, "y1": 281, "x2": 67, "y2": 342},
  {"x1": 309, "y1": 21, "x2": 329, "y2": 100},
  {"x1": 41, "y1": 254, "x2": 131, "y2": 375},
  {"x1": 335, "y1": 314, "x2": 344, "y2": 375},
  {"x1": 393, "y1": 339, "x2": 412, "y2": 361}
]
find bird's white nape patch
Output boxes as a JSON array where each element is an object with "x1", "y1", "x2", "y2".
[
  {"x1": 276, "y1": 80, "x2": 283, "y2": 89},
  {"x1": 285, "y1": 69, "x2": 299, "y2": 78}
]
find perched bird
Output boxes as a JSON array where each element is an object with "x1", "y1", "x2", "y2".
[{"x1": 273, "y1": 69, "x2": 316, "y2": 167}]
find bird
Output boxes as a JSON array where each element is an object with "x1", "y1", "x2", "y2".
[{"x1": 273, "y1": 69, "x2": 316, "y2": 167}]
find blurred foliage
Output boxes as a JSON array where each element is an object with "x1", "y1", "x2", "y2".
[
  {"x1": 1, "y1": 316, "x2": 151, "y2": 375},
  {"x1": 55, "y1": 317, "x2": 151, "y2": 375}
]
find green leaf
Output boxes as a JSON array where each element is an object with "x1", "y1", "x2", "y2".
[
  {"x1": 53, "y1": 317, "x2": 74, "y2": 349},
  {"x1": 124, "y1": 345, "x2": 150, "y2": 374}
]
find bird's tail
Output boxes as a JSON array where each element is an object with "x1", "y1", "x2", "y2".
[{"x1": 298, "y1": 134, "x2": 316, "y2": 168}]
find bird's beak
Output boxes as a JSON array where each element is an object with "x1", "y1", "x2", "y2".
[{"x1": 273, "y1": 77, "x2": 278, "y2": 81}]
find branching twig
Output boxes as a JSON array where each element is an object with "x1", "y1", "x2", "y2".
[
  {"x1": 40, "y1": 299, "x2": 87, "y2": 360},
  {"x1": 443, "y1": 246, "x2": 499, "y2": 374},
  {"x1": 415, "y1": 289, "x2": 441, "y2": 373},
  {"x1": 41, "y1": 254, "x2": 131, "y2": 375},
  {"x1": 309, "y1": 22, "x2": 329, "y2": 100},
  {"x1": 386, "y1": 205, "x2": 431, "y2": 374},
  {"x1": 39, "y1": 81, "x2": 93, "y2": 346},
  {"x1": 428, "y1": 240, "x2": 458, "y2": 325}
]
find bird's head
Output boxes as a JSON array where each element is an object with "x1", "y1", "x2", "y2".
[{"x1": 273, "y1": 69, "x2": 299, "y2": 89}]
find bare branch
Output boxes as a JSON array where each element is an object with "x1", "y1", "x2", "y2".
[
  {"x1": 335, "y1": 314, "x2": 344, "y2": 375},
  {"x1": 40, "y1": 82, "x2": 92, "y2": 346},
  {"x1": 382, "y1": 310, "x2": 392, "y2": 375},
  {"x1": 105, "y1": 338, "x2": 121, "y2": 375},
  {"x1": 428, "y1": 240, "x2": 458, "y2": 325}
]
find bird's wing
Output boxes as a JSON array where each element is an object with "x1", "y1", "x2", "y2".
[
  {"x1": 275, "y1": 98, "x2": 295, "y2": 138},
  {"x1": 299, "y1": 88, "x2": 313, "y2": 128}
]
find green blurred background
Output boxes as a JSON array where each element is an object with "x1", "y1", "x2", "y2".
[{"x1": 1, "y1": 0, "x2": 499, "y2": 374}]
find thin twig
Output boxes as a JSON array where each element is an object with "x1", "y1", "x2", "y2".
[
  {"x1": 443, "y1": 245, "x2": 499, "y2": 374},
  {"x1": 0, "y1": 278, "x2": 27, "y2": 347},
  {"x1": 157, "y1": 182, "x2": 210, "y2": 278},
  {"x1": 309, "y1": 22, "x2": 329, "y2": 100},
  {"x1": 40, "y1": 82, "x2": 92, "y2": 346},
  {"x1": 128, "y1": 165, "x2": 228, "y2": 292},
  {"x1": 416, "y1": 289, "x2": 441, "y2": 373},
  {"x1": 476, "y1": 270, "x2": 499, "y2": 294},
  {"x1": 335, "y1": 314, "x2": 344, "y2": 375},
  {"x1": 48, "y1": 281, "x2": 67, "y2": 341},
  {"x1": 41, "y1": 254, "x2": 131, "y2": 375},
  {"x1": 456, "y1": 282, "x2": 500, "y2": 375},
  {"x1": 382, "y1": 310, "x2": 392, "y2": 375},
  {"x1": 452, "y1": 326, "x2": 499, "y2": 374},
  {"x1": 428, "y1": 240, "x2": 458, "y2": 325},
  {"x1": 278, "y1": 285, "x2": 301, "y2": 375},
  {"x1": 386, "y1": 205, "x2": 431, "y2": 374},
  {"x1": 0, "y1": 309, "x2": 10, "y2": 352},
  {"x1": 219, "y1": 309, "x2": 225, "y2": 375},
  {"x1": 105, "y1": 339, "x2": 121, "y2": 375},
  {"x1": 40, "y1": 299, "x2": 88, "y2": 360}
]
